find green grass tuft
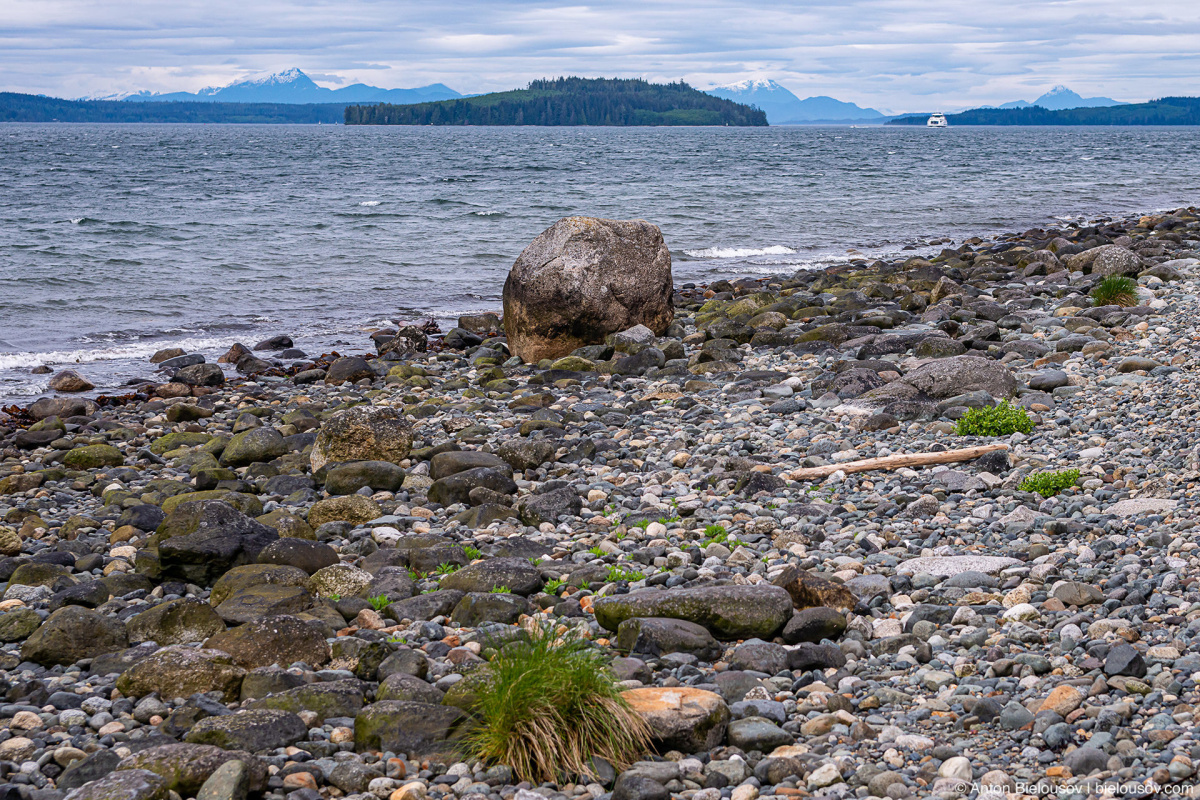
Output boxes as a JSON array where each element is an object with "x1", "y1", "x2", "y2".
[
  {"x1": 1091, "y1": 275, "x2": 1138, "y2": 308},
  {"x1": 606, "y1": 565, "x2": 646, "y2": 583},
  {"x1": 435, "y1": 562, "x2": 461, "y2": 575},
  {"x1": 464, "y1": 624, "x2": 652, "y2": 784},
  {"x1": 368, "y1": 594, "x2": 390, "y2": 611},
  {"x1": 544, "y1": 578, "x2": 566, "y2": 595},
  {"x1": 1019, "y1": 469, "x2": 1080, "y2": 497},
  {"x1": 464, "y1": 546, "x2": 483, "y2": 560},
  {"x1": 955, "y1": 401, "x2": 1035, "y2": 437}
]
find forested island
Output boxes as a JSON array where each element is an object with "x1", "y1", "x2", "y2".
[
  {"x1": 344, "y1": 77, "x2": 768, "y2": 126},
  {"x1": 0, "y1": 92, "x2": 347, "y2": 123},
  {"x1": 888, "y1": 96, "x2": 1200, "y2": 125}
]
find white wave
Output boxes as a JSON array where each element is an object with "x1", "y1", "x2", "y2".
[
  {"x1": 470, "y1": 210, "x2": 504, "y2": 216},
  {"x1": 359, "y1": 200, "x2": 383, "y2": 207},
  {"x1": 683, "y1": 245, "x2": 798, "y2": 259},
  {"x1": 70, "y1": 218, "x2": 85, "y2": 224},
  {"x1": 0, "y1": 334, "x2": 246, "y2": 372}
]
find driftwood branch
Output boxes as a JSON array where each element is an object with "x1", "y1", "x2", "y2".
[{"x1": 785, "y1": 443, "x2": 1009, "y2": 482}]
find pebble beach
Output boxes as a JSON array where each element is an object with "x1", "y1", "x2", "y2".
[{"x1": 3, "y1": 205, "x2": 1200, "y2": 800}]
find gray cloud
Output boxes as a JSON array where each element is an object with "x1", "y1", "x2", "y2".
[{"x1": 3, "y1": 0, "x2": 1199, "y2": 110}]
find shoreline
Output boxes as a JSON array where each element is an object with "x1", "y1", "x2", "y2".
[{"x1": 2, "y1": 205, "x2": 1200, "y2": 799}]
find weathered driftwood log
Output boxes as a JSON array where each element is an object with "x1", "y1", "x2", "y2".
[{"x1": 785, "y1": 443, "x2": 1009, "y2": 482}]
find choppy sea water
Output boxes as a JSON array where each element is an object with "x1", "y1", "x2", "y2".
[{"x1": 2, "y1": 123, "x2": 1200, "y2": 401}]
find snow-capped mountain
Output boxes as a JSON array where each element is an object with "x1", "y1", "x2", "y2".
[
  {"x1": 706, "y1": 78, "x2": 884, "y2": 124},
  {"x1": 989, "y1": 85, "x2": 1125, "y2": 111},
  {"x1": 81, "y1": 68, "x2": 461, "y2": 105}
]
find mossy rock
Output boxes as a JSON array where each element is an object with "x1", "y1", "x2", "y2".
[
  {"x1": 256, "y1": 510, "x2": 316, "y2": 540},
  {"x1": 439, "y1": 668, "x2": 494, "y2": 712},
  {"x1": 126, "y1": 598, "x2": 226, "y2": 646},
  {"x1": 150, "y1": 432, "x2": 214, "y2": 455},
  {"x1": 161, "y1": 490, "x2": 263, "y2": 516},
  {"x1": 307, "y1": 495, "x2": 382, "y2": 527},
  {"x1": 245, "y1": 679, "x2": 365, "y2": 723},
  {"x1": 0, "y1": 608, "x2": 42, "y2": 642},
  {"x1": 63, "y1": 444, "x2": 124, "y2": 469},
  {"x1": 210, "y1": 564, "x2": 310, "y2": 607},
  {"x1": 549, "y1": 356, "x2": 596, "y2": 372}
]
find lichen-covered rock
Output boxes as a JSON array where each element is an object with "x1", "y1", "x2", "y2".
[
  {"x1": 244, "y1": 679, "x2": 365, "y2": 722},
  {"x1": 126, "y1": 598, "x2": 226, "y2": 646},
  {"x1": 185, "y1": 709, "x2": 307, "y2": 752},
  {"x1": 115, "y1": 646, "x2": 246, "y2": 702},
  {"x1": 116, "y1": 744, "x2": 267, "y2": 794},
  {"x1": 63, "y1": 444, "x2": 124, "y2": 469},
  {"x1": 205, "y1": 614, "x2": 331, "y2": 669},
  {"x1": 594, "y1": 585, "x2": 793, "y2": 640},
  {"x1": 353, "y1": 700, "x2": 466, "y2": 756},
  {"x1": 310, "y1": 405, "x2": 413, "y2": 472},
  {"x1": 897, "y1": 355, "x2": 1017, "y2": 399},
  {"x1": 64, "y1": 769, "x2": 169, "y2": 800},
  {"x1": 307, "y1": 495, "x2": 382, "y2": 527},
  {"x1": 502, "y1": 217, "x2": 674, "y2": 362},
  {"x1": 22, "y1": 606, "x2": 127, "y2": 666}
]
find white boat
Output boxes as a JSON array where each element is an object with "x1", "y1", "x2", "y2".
[{"x1": 927, "y1": 112, "x2": 948, "y2": 128}]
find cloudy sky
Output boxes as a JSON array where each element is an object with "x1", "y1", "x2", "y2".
[{"x1": 4, "y1": 0, "x2": 1199, "y2": 111}]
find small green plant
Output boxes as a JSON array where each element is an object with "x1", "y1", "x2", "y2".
[
  {"x1": 656, "y1": 515, "x2": 680, "y2": 525},
  {"x1": 464, "y1": 622, "x2": 652, "y2": 783},
  {"x1": 704, "y1": 524, "x2": 726, "y2": 539},
  {"x1": 464, "y1": 546, "x2": 483, "y2": 560},
  {"x1": 387, "y1": 634, "x2": 407, "y2": 645},
  {"x1": 587, "y1": 545, "x2": 605, "y2": 558},
  {"x1": 1019, "y1": 469, "x2": 1080, "y2": 497},
  {"x1": 408, "y1": 568, "x2": 425, "y2": 581},
  {"x1": 326, "y1": 593, "x2": 341, "y2": 602},
  {"x1": 606, "y1": 565, "x2": 646, "y2": 583},
  {"x1": 1091, "y1": 275, "x2": 1138, "y2": 308},
  {"x1": 435, "y1": 562, "x2": 461, "y2": 575},
  {"x1": 490, "y1": 585, "x2": 511, "y2": 594},
  {"x1": 368, "y1": 594, "x2": 390, "y2": 611},
  {"x1": 632, "y1": 520, "x2": 651, "y2": 531},
  {"x1": 544, "y1": 578, "x2": 566, "y2": 595},
  {"x1": 955, "y1": 401, "x2": 1035, "y2": 437}
]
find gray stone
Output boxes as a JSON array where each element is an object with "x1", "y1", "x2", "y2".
[{"x1": 503, "y1": 216, "x2": 674, "y2": 362}]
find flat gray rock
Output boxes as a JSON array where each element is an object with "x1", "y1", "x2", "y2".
[
  {"x1": 1107, "y1": 498, "x2": 1178, "y2": 517},
  {"x1": 896, "y1": 555, "x2": 1020, "y2": 577}
]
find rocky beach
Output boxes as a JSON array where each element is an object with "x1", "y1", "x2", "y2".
[{"x1": 2, "y1": 206, "x2": 1200, "y2": 800}]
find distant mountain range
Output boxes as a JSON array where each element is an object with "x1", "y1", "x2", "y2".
[
  {"x1": 82, "y1": 67, "x2": 462, "y2": 105},
  {"x1": 988, "y1": 85, "x2": 1126, "y2": 111},
  {"x1": 706, "y1": 79, "x2": 884, "y2": 124}
]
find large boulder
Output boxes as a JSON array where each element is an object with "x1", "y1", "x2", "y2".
[
  {"x1": 622, "y1": 687, "x2": 730, "y2": 752},
  {"x1": 594, "y1": 585, "x2": 793, "y2": 640},
  {"x1": 898, "y1": 355, "x2": 1016, "y2": 400},
  {"x1": 205, "y1": 614, "x2": 331, "y2": 669},
  {"x1": 220, "y1": 427, "x2": 287, "y2": 467},
  {"x1": 353, "y1": 700, "x2": 466, "y2": 756},
  {"x1": 115, "y1": 646, "x2": 246, "y2": 701},
  {"x1": 616, "y1": 617, "x2": 723, "y2": 661},
  {"x1": 22, "y1": 606, "x2": 127, "y2": 666},
  {"x1": 244, "y1": 679, "x2": 365, "y2": 723},
  {"x1": 126, "y1": 598, "x2": 226, "y2": 646},
  {"x1": 502, "y1": 217, "x2": 674, "y2": 362},
  {"x1": 116, "y1": 744, "x2": 267, "y2": 794},
  {"x1": 1091, "y1": 246, "x2": 1143, "y2": 278},
  {"x1": 439, "y1": 557, "x2": 543, "y2": 596},
  {"x1": 156, "y1": 501, "x2": 279, "y2": 585},
  {"x1": 63, "y1": 769, "x2": 168, "y2": 800},
  {"x1": 311, "y1": 405, "x2": 413, "y2": 472},
  {"x1": 185, "y1": 709, "x2": 307, "y2": 752}
]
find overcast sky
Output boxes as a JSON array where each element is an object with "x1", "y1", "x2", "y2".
[{"x1": 5, "y1": 0, "x2": 1199, "y2": 111}]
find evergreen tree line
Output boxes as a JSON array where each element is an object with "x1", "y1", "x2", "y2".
[
  {"x1": 345, "y1": 78, "x2": 768, "y2": 126},
  {"x1": 0, "y1": 93, "x2": 347, "y2": 123},
  {"x1": 888, "y1": 97, "x2": 1200, "y2": 126}
]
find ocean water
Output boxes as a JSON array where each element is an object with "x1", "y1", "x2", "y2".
[{"x1": 2, "y1": 123, "x2": 1200, "y2": 401}]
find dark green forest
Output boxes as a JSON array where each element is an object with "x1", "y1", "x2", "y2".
[
  {"x1": 345, "y1": 77, "x2": 768, "y2": 126},
  {"x1": 0, "y1": 93, "x2": 346, "y2": 123},
  {"x1": 888, "y1": 97, "x2": 1200, "y2": 126}
]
